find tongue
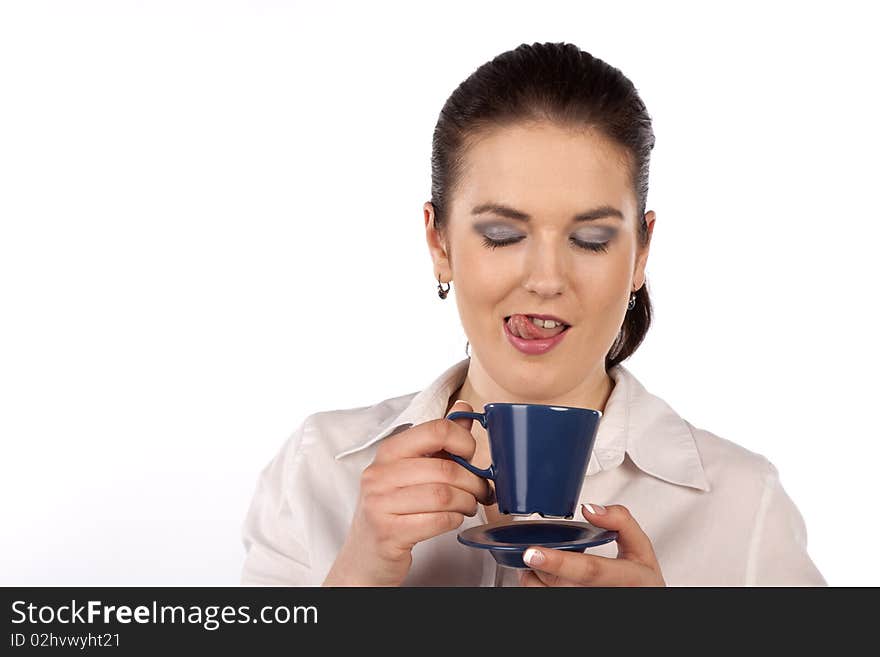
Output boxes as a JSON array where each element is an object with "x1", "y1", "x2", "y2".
[{"x1": 507, "y1": 314, "x2": 567, "y2": 340}]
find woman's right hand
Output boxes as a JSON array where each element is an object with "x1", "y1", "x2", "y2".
[{"x1": 322, "y1": 400, "x2": 494, "y2": 586}]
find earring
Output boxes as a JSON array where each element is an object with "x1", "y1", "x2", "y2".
[
  {"x1": 627, "y1": 291, "x2": 636, "y2": 310},
  {"x1": 437, "y1": 274, "x2": 451, "y2": 300},
  {"x1": 465, "y1": 340, "x2": 470, "y2": 357}
]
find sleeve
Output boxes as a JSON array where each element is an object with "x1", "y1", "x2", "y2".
[
  {"x1": 745, "y1": 459, "x2": 827, "y2": 586},
  {"x1": 239, "y1": 416, "x2": 319, "y2": 586}
]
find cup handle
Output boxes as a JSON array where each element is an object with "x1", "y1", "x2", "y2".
[{"x1": 444, "y1": 411, "x2": 496, "y2": 480}]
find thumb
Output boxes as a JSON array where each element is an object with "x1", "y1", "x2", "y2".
[
  {"x1": 580, "y1": 503, "x2": 658, "y2": 565},
  {"x1": 429, "y1": 400, "x2": 475, "y2": 459},
  {"x1": 447, "y1": 399, "x2": 476, "y2": 432}
]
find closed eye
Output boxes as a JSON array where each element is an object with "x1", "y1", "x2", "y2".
[{"x1": 480, "y1": 235, "x2": 609, "y2": 253}]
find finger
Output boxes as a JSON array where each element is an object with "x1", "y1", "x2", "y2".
[
  {"x1": 378, "y1": 482, "x2": 479, "y2": 517},
  {"x1": 579, "y1": 503, "x2": 660, "y2": 566},
  {"x1": 367, "y1": 457, "x2": 495, "y2": 505},
  {"x1": 391, "y1": 511, "x2": 467, "y2": 545},
  {"x1": 427, "y1": 450, "x2": 497, "y2": 505},
  {"x1": 518, "y1": 569, "x2": 548, "y2": 587},
  {"x1": 373, "y1": 402, "x2": 478, "y2": 464},
  {"x1": 440, "y1": 400, "x2": 496, "y2": 502},
  {"x1": 522, "y1": 546, "x2": 654, "y2": 587}
]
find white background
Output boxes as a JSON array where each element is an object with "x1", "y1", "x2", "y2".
[{"x1": 1, "y1": 0, "x2": 877, "y2": 586}]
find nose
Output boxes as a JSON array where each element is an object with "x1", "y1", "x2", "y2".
[{"x1": 522, "y1": 238, "x2": 567, "y2": 298}]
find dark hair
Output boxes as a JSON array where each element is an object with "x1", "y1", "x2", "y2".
[{"x1": 429, "y1": 41, "x2": 655, "y2": 371}]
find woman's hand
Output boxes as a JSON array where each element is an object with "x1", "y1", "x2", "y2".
[
  {"x1": 323, "y1": 401, "x2": 494, "y2": 587},
  {"x1": 518, "y1": 503, "x2": 666, "y2": 587}
]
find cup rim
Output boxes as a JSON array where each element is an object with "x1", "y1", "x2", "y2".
[{"x1": 483, "y1": 402, "x2": 602, "y2": 417}]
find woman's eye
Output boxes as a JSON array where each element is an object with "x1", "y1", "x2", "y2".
[
  {"x1": 481, "y1": 235, "x2": 524, "y2": 250},
  {"x1": 480, "y1": 234, "x2": 609, "y2": 253},
  {"x1": 570, "y1": 238, "x2": 609, "y2": 253}
]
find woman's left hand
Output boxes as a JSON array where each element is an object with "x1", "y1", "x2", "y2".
[{"x1": 518, "y1": 503, "x2": 666, "y2": 587}]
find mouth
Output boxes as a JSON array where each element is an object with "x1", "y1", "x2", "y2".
[
  {"x1": 503, "y1": 314, "x2": 572, "y2": 340},
  {"x1": 502, "y1": 314, "x2": 571, "y2": 353}
]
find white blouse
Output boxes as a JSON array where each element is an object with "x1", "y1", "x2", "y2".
[{"x1": 239, "y1": 357, "x2": 827, "y2": 586}]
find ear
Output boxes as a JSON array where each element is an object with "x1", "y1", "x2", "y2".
[
  {"x1": 424, "y1": 201, "x2": 452, "y2": 280},
  {"x1": 632, "y1": 210, "x2": 655, "y2": 290}
]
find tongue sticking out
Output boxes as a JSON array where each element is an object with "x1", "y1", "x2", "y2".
[{"x1": 506, "y1": 314, "x2": 568, "y2": 340}]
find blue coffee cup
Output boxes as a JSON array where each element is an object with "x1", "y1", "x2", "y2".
[{"x1": 445, "y1": 403, "x2": 602, "y2": 518}]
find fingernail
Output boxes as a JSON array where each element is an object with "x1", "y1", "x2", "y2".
[
  {"x1": 583, "y1": 503, "x2": 607, "y2": 515},
  {"x1": 523, "y1": 548, "x2": 545, "y2": 566}
]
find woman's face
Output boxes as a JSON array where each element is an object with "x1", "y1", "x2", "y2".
[{"x1": 425, "y1": 121, "x2": 655, "y2": 401}]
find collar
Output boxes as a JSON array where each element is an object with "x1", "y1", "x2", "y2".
[{"x1": 334, "y1": 358, "x2": 710, "y2": 492}]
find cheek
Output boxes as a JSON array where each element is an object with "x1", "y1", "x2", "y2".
[
  {"x1": 450, "y1": 260, "x2": 509, "y2": 334},
  {"x1": 574, "y1": 258, "x2": 631, "y2": 307},
  {"x1": 589, "y1": 280, "x2": 627, "y2": 314},
  {"x1": 454, "y1": 252, "x2": 510, "y2": 305},
  {"x1": 568, "y1": 259, "x2": 633, "y2": 343}
]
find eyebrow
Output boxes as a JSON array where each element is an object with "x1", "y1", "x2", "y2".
[{"x1": 471, "y1": 202, "x2": 624, "y2": 223}]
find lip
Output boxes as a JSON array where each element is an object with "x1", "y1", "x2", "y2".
[{"x1": 503, "y1": 316, "x2": 571, "y2": 355}]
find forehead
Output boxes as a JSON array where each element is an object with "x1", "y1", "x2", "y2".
[{"x1": 455, "y1": 122, "x2": 636, "y2": 220}]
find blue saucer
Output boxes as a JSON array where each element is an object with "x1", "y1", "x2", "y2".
[{"x1": 458, "y1": 520, "x2": 618, "y2": 569}]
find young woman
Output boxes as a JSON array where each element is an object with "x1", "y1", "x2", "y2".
[{"x1": 240, "y1": 42, "x2": 826, "y2": 587}]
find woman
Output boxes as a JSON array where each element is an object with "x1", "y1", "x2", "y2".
[{"x1": 240, "y1": 42, "x2": 826, "y2": 587}]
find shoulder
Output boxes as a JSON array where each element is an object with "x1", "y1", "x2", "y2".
[
  {"x1": 616, "y1": 363, "x2": 775, "y2": 493},
  {"x1": 684, "y1": 419, "x2": 776, "y2": 491},
  {"x1": 284, "y1": 390, "x2": 420, "y2": 462}
]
